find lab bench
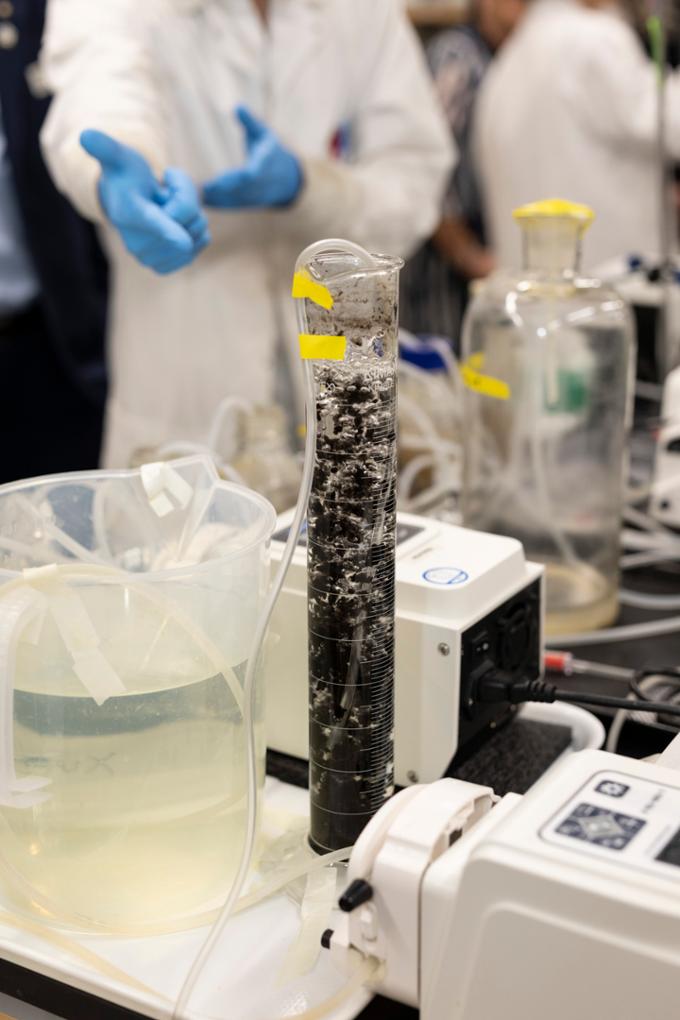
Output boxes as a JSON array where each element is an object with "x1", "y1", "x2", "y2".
[{"x1": 0, "y1": 574, "x2": 676, "y2": 1020}]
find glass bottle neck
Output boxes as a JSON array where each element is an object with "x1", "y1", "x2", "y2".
[{"x1": 521, "y1": 220, "x2": 582, "y2": 275}]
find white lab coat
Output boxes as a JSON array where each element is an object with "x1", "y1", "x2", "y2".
[
  {"x1": 40, "y1": 0, "x2": 454, "y2": 467},
  {"x1": 474, "y1": 0, "x2": 680, "y2": 271}
]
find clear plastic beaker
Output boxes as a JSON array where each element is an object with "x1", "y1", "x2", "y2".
[
  {"x1": 461, "y1": 200, "x2": 635, "y2": 636},
  {"x1": 0, "y1": 456, "x2": 275, "y2": 932},
  {"x1": 293, "y1": 241, "x2": 402, "y2": 852}
]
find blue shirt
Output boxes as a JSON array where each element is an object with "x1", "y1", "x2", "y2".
[{"x1": 0, "y1": 105, "x2": 39, "y2": 316}]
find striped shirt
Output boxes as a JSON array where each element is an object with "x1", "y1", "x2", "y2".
[{"x1": 400, "y1": 25, "x2": 491, "y2": 346}]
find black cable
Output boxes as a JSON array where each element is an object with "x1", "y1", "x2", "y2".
[
  {"x1": 553, "y1": 688, "x2": 680, "y2": 718},
  {"x1": 473, "y1": 670, "x2": 680, "y2": 720}
]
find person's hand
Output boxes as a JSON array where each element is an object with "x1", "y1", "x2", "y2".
[
  {"x1": 432, "y1": 218, "x2": 496, "y2": 282},
  {"x1": 202, "y1": 106, "x2": 303, "y2": 210},
  {"x1": 80, "y1": 129, "x2": 211, "y2": 275},
  {"x1": 465, "y1": 247, "x2": 496, "y2": 281}
]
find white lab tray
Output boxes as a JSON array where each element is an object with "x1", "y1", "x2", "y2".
[
  {"x1": 0, "y1": 779, "x2": 371, "y2": 1020},
  {"x1": 0, "y1": 704, "x2": 602, "y2": 1020}
]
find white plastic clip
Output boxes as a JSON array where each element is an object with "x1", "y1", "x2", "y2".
[
  {"x1": 46, "y1": 585, "x2": 126, "y2": 706},
  {"x1": 141, "y1": 462, "x2": 194, "y2": 518},
  {"x1": 21, "y1": 569, "x2": 126, "y2": 707}
]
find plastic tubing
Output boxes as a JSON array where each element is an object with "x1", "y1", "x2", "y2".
[
  {"x1": 197, "y1": 950, "x2": 383, "y2": 1020},
  {"x1": 398, "y1": 452, "x2": 437, "y2": 504},
  {"x1": 621, "y1": 529, "x2": 680, "y2": 552},
  {"x1": 172, "y1": 324, "x2": 321, "y2": 1020},
  {"x1": 407, "y1": 481, "x2": 460, "y2": 514},
  {"x1": 605, "y1": 677, "x2": 646, "y2": 754},
  {"x1": 397, "y1": 384, "x2": 457, "y2": 452},
  {"x1": 430, "y1": 342, "x2": 466, "y2": 405},
  {"x1": 273, "y1": 952, "x2": 383, "y2": 1020},
  {"x1": 174, "y1": 241, "x2": 381, "y2": 1014},
  {"x1": 0, "y1": 848, "x2": 356, "y2": 1007},
  {"x1": 621, "y1": 549, "x2": 680, "y2": 570},
  {"x1": 232, "y1": 845, "x2": 351, "y2": 918},
  {"x1": 0, "y1": 244, "x2": 373, "y2": 1015},
  {"x1": 623, "y1": 505, "x2": 671, "y2": 534},
  {"x1": 620, "y1": 589, "x2": 680, "y2": 611},
  {"x1": 545, "y1": 615, "x2": 680, "y2": 647},
  {"x1": 205, "y1": 396, "x2": 253, "y2": 458},
  {"x1": 91, "y1": 477, "x2": 160, "y2": 564},
  {"x1": 0, "y1": 566, "x2": 245, "y2": 720},
  {"x1": 15, "y1": 494, "x2": 109, "y2": 567},
  {"x1": 3, "y1": 471, "x2": 260, "y2": 720},
  {"x1": 635, "y1": 379, "x2": 665, "y2": 402},
  {"x1": 155, "y1": 441, "x2": 249, "y2": 487},
  {"x1": 397, "y1": 384, "x2": 460, "y2": 460},
  {"x1": 0, "y1": 452, "x2": 365, "y2": 1016},
  {"x1": 0, "y1": 910, "x2": 171, "y2": 1006},
  {"x1": 399, "y1": 434, "x2": 459, "y2": 456},
  {"x1": 605, "y1": 674, "x2": 680, "y2": 753}
]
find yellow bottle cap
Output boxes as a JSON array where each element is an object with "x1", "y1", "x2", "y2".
[{"x1": 513, "y1": 198, "x2": 595, "y2": 229}]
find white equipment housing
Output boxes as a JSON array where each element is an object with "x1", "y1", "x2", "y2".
[
  {"x1": 265, "y1": 511, "x2": 544, "y2": 786},
  {"x1": 332, "y1": 749, "x2": 680, "y2": 1020},
  {"x1": 651, "y1": 364, "x2": 680, "y2": 528}
]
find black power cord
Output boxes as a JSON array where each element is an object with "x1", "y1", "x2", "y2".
[{"x1": 474, "y1": 670, "x2": 680, "y2": 720}]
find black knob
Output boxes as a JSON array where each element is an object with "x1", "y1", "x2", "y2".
[
  {"x1": 321, "y1": 928, "x2": 334, "y2": 950},
  {"x1": 339, "y1": 878, "x2": 374, "y2": 913}
]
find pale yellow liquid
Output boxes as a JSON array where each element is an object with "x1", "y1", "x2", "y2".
[
  {"x1": 0, "y1": 673, "x2": 253, "y2": 933},
  {"x1": 544, "y1": 561, "x2": 619, "y2": 637}
]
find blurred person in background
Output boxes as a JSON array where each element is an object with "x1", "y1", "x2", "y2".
[
  {"x1": 39, "y1": 0, "x2": 453, "y2": 469},
  {"x1": 0, "y1": 0, "x2": 107, "y2": 483},
  {"x1": 475, "y1": 0, "x2": 680, "y2": 270},
  {"x1": 400, "y1": 0, "x2": 526, "y2": 345}
]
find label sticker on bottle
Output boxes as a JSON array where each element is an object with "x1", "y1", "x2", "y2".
[
  {"x1": 292, "y1": 271, "x2": 335, "y2": 310},
  {"x1": 460, "y1": 354, "x2": 511, "y2": 401},
  {"x1": 299, "y1": 334, "x2": 347, "y2": 361}
]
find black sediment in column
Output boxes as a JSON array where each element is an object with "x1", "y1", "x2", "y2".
[{"x1": 306, "y1": 274, "x2": 397, "y2": 854}]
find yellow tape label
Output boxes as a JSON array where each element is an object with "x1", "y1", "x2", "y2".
[
  {"x1": 460, "y1": 355, "x2": 510, "y2": 400},
  {"x1": 292, "y1": 271, "x2": 334, "y2": 311},
  {"x1": 299, "y1": 334, "x2": 347, "y2": 361}
]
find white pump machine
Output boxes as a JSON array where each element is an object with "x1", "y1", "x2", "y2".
[{"x1": 329, "y1": 748, "x2": 680, "y2": 1020}]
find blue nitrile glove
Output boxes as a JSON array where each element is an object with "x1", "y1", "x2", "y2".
[
  {"x1": 202, "y1": 105, "x2": 303, "y2": 210},
  {"x1": 80, "y1": 129, "x2": 211, "y2": 275}
]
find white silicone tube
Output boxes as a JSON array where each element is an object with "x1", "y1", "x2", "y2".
[
  {"x1": 620, "y1": 588, "x2": 680, "y2": 611},
  {"x1": 172, "y1": 366, "x2": 318, "y2": 1020},
  {"x1": 174, "y1": 239, "x2": 380, "y2": 1020},
  {"x1": 545, "y1": 615, "x2": 680, "y2": 647}
]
